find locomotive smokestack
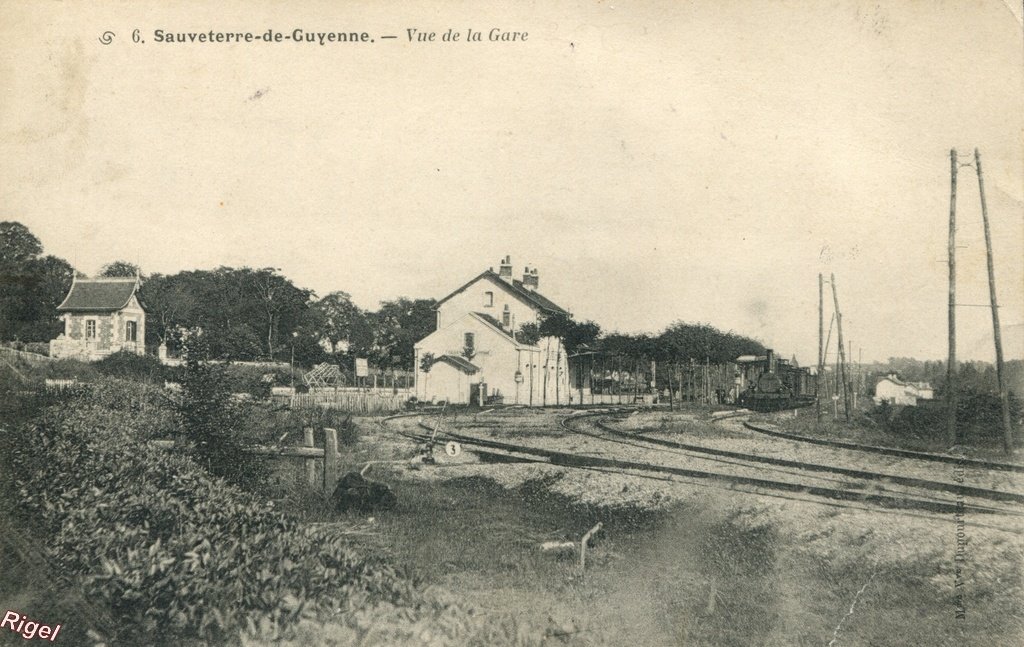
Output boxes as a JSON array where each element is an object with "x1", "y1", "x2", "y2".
[{"x1": 766, "y1": 348, "x2": 776, "y2": 373}]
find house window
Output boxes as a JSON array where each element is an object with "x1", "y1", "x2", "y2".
[
  {"x1": 502, "y1": 304, "x2": 511, "y2": 328},
  {"x1": 463, "y1": 332, "x2": 475, "y2": 357},
  {"x1": 85, "y1": 320, "x2": 97, "y2": 339},
  {"x1": 125, "y1": 320, "x2": 137, "y2": 342},
  {"x1": 484, "y1": 291, "x2": 494, "y2": 307}
]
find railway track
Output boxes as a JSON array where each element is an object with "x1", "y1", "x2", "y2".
[
  {"x1": 736, "y1": 418, "x2": 1024, "y2": 473},
  {"x1": 582, "y1": 413, "x2": 1024, "y2": 505},
  {"x1": 380, "y1": 410, "x2": 1022, "y2": 519}
]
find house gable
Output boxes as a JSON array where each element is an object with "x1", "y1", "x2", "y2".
[{"x1": 435, "y1": 271, "x2": 567, "y2": 331}]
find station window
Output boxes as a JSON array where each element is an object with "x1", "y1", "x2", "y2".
[
  {"x1": 502, "y1": 304, "x2": 511, "y2": 327},
  {"x1": 125, "y1": 320, "x2": 137, "y2": 342},
  {"x1": 85, "y1": 319, "x2": 97, "y2": 339},
  {"x1": 484, "y1": 291, "x2": 494, "y2": 307},
  {"x1": 464, "y1": 332, "x2": 475, "y2": 355}
]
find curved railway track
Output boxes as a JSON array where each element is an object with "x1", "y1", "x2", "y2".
[
  {"x1": 379, "y1": 410, "x2": 1022, "y2": 519},
  {"x1": 582, "y1": 413, "x2": 1024, "y2": 505},
  {"x1": 736, "y1": 418, "x2": 1024, "y2": 473}
]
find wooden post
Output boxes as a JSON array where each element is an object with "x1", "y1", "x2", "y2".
[
  {"x1": 303, "y1": 427, "x2": 316, "y2": 487},
  {"x1": 817, "y1": 274, "x2": 824, "y2": 422},
  {"x1": 830, "y1": 274, "x2": 851, "y2": 421},
  {"x1": 974, "y1": 148, "x2": 1014, "y2": 454},
  {"x1": 667, "y1": 362, "x2": 675, "y2": 411},
  {"x1": 323, "y1": 428, "x2": 338, "y2": 493},
  {"x1": 947, "y1": 149, "x2": 959, "y2": 446},
  {"x1": 650, "y1": 358, "x2": 657, "y2": 405},
  {"x1": 580, "y1": 522, "x2": 602, "y2": 572}
]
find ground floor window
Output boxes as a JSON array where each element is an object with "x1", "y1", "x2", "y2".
[
  {"x1": 125, "y1": 320, "x2": 137, "y2": 342},
  {"x1": 85, "y1": 319, "x2": 97, "y2": 339}
]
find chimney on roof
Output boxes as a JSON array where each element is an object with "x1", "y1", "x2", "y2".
[
  {"x1": 498, "y1": 255, "x2": 513, "y2": 283},
  {"x1": 522, "y1": 266, "x2": 539, "y2": 291}
]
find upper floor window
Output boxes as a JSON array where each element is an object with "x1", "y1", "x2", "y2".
[
  {"x1": 85, "y1": 319, "x2": 97, "y2": 339},
  {"x1": 502, "y1": 304, "x2": 511, "y2": 328},
  {"x1": 125, "y1": 320, "x2": 137, "y2": 342},
  {"x1": 463, "y1": 332, "x2": 475, "y2": 358},
  {"x1": 484, "y1": 291, "x2": 494, "y2": 307}
]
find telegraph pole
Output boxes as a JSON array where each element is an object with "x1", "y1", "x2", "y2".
[
  {"x1": 974, "y1": 148, "x2": 1014, "y2": 454},
  {"x1": 817, "y1": 274, "x2": 824, "y2": 422},
  {"x1": 831, "y1": 273, "x2": 851, "y2": 421},
  {"x1": 947, "y1": 149, "x2": 958, "y2": 446}
]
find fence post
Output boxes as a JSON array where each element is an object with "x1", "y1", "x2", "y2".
[
  {"x1": 323, "y1": 428, "x2": 339, "y2": 494},
  {"x1": 303, "y1": 427, "x2": 316, "y2": 487}
]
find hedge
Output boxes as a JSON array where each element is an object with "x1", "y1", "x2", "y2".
[{"x1": 5, "y1": 380, "x2": 563, "y2": 646}]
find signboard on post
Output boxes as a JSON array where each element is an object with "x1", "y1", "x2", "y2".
[{"x1": 355, "y1": 358, "x2": 369, "y2": 378}]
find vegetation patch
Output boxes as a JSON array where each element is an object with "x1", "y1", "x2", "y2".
[{"x1": 0, "y1": 381, "x2": 557, "y2": 646}]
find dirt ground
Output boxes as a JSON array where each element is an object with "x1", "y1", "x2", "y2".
[{"x1": 309, "y1": 408, "x2": 1024, "y2": 646}]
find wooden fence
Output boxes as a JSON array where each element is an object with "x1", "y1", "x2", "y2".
[
  {"x1": 286, "y1": 391, "x2": 409, "y2": 413},
  {"x1": 151, "y1": 427, "x2": 341, "y2": 493}
]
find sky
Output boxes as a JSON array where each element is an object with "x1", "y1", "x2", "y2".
[{"x1": 2, "y1": 0, "x2": 1022, "y2": 365}]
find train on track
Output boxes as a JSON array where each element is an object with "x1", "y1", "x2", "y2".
[{"x1": 736, "y1": 349, "x2": 816, "y2": 411}]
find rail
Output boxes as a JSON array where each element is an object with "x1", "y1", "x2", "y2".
[{"x1": 397, "y1": 413, "x2": 1020, "y2": 518}]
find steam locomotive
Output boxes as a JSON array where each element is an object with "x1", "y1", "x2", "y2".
[{"x1": 736, "y1": 349, "x2": 816, "y2": 412}]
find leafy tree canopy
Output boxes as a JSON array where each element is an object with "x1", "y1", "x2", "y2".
[{"x1": 98, "y1": 260, "x2": 141, "y2": 278}]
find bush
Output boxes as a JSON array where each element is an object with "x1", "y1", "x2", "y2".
[
  {"x1": 4, "y1": 380, "x2": 565, "y2": 646},
  {"x1": 176, "y1": 349, "x2": 274, "y2": 491},
  {"x1": 94, "y1": 350, "x2": 168, "y2": 383},
  {"x1": 5, "y1": 386, "x2": 418, "y2": 645},
  {"x1": 877, "y1": 388, "x2": 1023, "y2": 446}
]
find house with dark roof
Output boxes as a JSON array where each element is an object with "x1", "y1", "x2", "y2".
[
  {"x1": 49, "y1": 276, "x2": 146, "y2": 360},
  {"x1": 414, "y1": 256, "x2": 571, "y2": 406}
]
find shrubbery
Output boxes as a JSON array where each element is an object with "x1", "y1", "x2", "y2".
[
  {"x1": 874, "y1": 388, "x2": 1023, "y2": 446},
  {"x1": 94, "y1": 350, "x2": 169, "y2": 383},
  {"x1": 5, "y1": 382, "x2": 419, "y2": 645},
  {"x1": 4, "y1": 378, "x2": 561, "y2": 645}
]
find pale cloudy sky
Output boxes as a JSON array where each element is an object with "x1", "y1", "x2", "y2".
[{"x1": 2, "y1": 0, "x2": 1022, "y2": 364}]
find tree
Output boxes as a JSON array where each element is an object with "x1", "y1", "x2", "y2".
[
  {"x1": 316, "y1": 291, "x2": 367, "y2": 355},
  {"x1": 657, "y1": 322, "x2": 765, "y2": 364},
  {"x1": 138, "y1": 267, "x2": 313, "y2": 361},
  {"x1": 371, "y1": 297, "x2": 437, "y2": 370},
  {"x1": 98, "y1": 260, "x2": 141, "y2": 278},
  {"x1": 0, "y1": 221, "x2": 43, "y2": 266},
  {"x1": 17, "y1": 255, "x2": 75, "y2": 340},
  {"x1": 538, "y1": 312, "x2": 601, "y2": 353},
  {"x1": 0, "y1": 222, "x2": 76, "y2": 341},
  {"x1": 175, "y1": 334, "x2": 271, "y2": 490},
  {"x1": 517, "y1": 322, "x2": 541, "y2": 346},
  {"x1": 246, "y1": 267, "x2": 314, "y2": 359}
]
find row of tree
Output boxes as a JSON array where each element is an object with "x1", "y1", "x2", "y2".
[
  {"x1": 0, "y1": 221, "x2": 437, "y2": 369},
  {"x1": 2, "y1": 220, "x2": 768, "y2": 372}
]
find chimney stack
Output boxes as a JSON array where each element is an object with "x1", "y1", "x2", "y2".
[
  {"x1": 522, "y1": 267, "x2": 539, "y2": 291},
  {"x1": 498, "y1": 255, "x2": 513, "y2": 282}
]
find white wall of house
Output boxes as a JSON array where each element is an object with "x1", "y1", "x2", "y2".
[
  {"x1": 415, "y1": 314, "x2": 570, "y2": 406},
  {"x1": 874, "y1": 378, "x2": 934, "y2": 406},
  {"x1": 424, "y1": 361, "x2": 473, "y2": 404}
]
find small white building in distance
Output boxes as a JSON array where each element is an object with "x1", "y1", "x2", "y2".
[
  {"x1": 414, "y1": 256, "x2": 571, "y2": 406},
  {"x1": 873, "y1": 374, "x2": 935, "y2": 406}
]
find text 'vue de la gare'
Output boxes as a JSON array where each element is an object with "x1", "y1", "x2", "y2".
[{"x1": 406, "y1": 28, "x2": 528, "y2": 42}]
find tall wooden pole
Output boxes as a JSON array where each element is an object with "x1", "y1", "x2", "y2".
[
  {"x1": 817, "y1": 274, "x2": 824, "y2": 422},
  {"x1": 974, "y1": 148, "x2": 1014, "y2": 454},
  {"x1": 947, "y1": 149, "x2": 958, "y2": 446},
  {"x1": 830, "y1": 273, "x2": 851, "y2": 421}
]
